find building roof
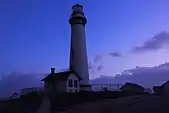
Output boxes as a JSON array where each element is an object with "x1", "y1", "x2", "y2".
[
  {"x1": 153, "y1": 80, "x2": 169, "y2": 89},
  {"x1": 120, "y1": 82, "x2": 144, "y2": 90},
  {"x1": 162, "y1": 80, "x2": 169, "y2": 87},
  {"x1": 41, "y1": 70, "x2": 82, "y2": 82},
  {"x1": 72, "y1": 3, "x2": 83, "y2": 9}
]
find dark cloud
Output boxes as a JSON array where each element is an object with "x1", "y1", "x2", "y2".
[
  {"x1": 93, "y1": 54, "x2": 103, "y2": 63},
  {"x1": 88, "y1": 61, "x2": 104, "y2": 74},
  {"x1": 88, "y1": 61, "x2": 94, "y2": 70},
  {"x1": 88, "y1": 54, "x2": 104, "y2": 74},
  {"x1": 89, "y1": 52, "x2": 123, "y2": 74},
  {"x1": 88, "y1": 61, "x2": 96, "y2": 74},
  {"x1": 96, "y1": 65, "x2": 104, "y2": 71},
  {"x1": 132, "y1": 31, "x2": 169, "y2": 53},
  {"x1": 109, "y1": 52, "x2": 123, "y2": 57},
  {"x1": 93, "y1": 52, "x2": 123, "y2": 63}
]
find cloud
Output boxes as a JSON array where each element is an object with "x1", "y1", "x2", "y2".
[
  {"x1": 93, "y1": 54, "x2": 103, "y2": 63},
  {"x1": 96, "y1": 65, "x2": 104, "y2": 71},
  {"x1": 116, "y1": 62, "x2": 169, "y2": 87},
  {"x1": 88, "y1": 54, "x2": 105, "y2": 74},
  {"x1": 93, "y1": 52, "x2": 123, "y2": 63},
  {"x1": 132, "y1": 31, "x2": 169, "y2": 53},
  {"x1": 88, "y1": 51, "x2": 123, "y2": 75},
  {"x1": 88, "y1": 61, "x2": 97, "y2": 74},
  {"x1": 1, "y1": 63, "x2": 169, "y2": 96},
  {"x1": 90, "y1": 75, "x2": 114, "y2": 84},
  {"x1": 108, "y1": 52, "x2": 123, "y2": 57},
  {"x1": 91, "y1": 62, "x2": 169, "y2": 89}
]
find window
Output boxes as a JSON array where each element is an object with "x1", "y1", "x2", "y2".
[
  {"x1": 74, "y1": 80, "x2": 78, "y2": 88},
  {"x1": 68, "y1": 79, "x2": 73, "y2": 87}
]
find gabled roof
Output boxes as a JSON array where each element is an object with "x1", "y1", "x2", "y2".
[
  {"x1": 120, "y1": 82, "x2": 144, "y2": 90},
  {"x1": 41, "y1": 70, "x2": 82, "y2": 82},
  {"x1": 162, "y1": 80, "x2": 169, "y2": 87}
]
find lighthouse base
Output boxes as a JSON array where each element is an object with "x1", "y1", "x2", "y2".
[{"x1": 80, "y1": 84, "x2": 92, "y2": 92}]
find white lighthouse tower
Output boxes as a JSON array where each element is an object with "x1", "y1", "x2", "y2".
[{"x1": 69, "y1": 3, "x2": 91, "y2": 91}]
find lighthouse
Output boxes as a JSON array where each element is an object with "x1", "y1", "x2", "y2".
[{"x1": 69, "y1": 3, "x2": 91, "y2": 91}]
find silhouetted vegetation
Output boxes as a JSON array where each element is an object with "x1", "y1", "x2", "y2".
[
  {"x1": 0, "y1": 89, "x2": 157, "y2": 113},
  {"x1": 0, "y1": 91, "x2": 44, "y2": 113},
  {"x1": 20, "y1": 91, "x2": 44, "y2": 112}
]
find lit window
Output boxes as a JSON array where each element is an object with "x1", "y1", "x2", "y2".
[{"x1": 68, "y1": 79, "x2": 73, "y2": 87}]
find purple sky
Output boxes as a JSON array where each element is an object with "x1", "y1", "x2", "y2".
[{"x1": 1, "y1": 0, "x2": 169, "y2": 78}]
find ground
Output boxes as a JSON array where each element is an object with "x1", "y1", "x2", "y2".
[
  {"x1": 1, "y1": 95, "x2": 169, "y2": 113},
  {"x1": 56, "y1": 95, "x2": 169, "y2": 113}
]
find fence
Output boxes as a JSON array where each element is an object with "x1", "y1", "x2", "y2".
[{"x1": 91, "y1": 84, "x2": 123, "y2": 91}]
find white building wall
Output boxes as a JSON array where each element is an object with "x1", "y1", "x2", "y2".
[
  {"x1": 66, "y1": 74, "x2": 80, "y2": 92},
  {"x1": 70, "y1": 24, "x2": 89, "y2": 85}
]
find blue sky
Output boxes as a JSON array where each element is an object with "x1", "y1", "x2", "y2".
[{"x1": 1, "y1": 0, "x2": 169, "y2": 78}]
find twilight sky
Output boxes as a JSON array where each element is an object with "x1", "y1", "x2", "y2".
[{"x1": 1, "y1": 0, "x2": 169, "y2": 79}]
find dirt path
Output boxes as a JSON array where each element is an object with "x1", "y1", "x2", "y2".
[{"x1": 36, "y1": 96, "x2": 51, "y2": 113}]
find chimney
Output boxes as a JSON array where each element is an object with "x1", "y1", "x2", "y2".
[{"x1": 50, "y1": 68, "x2": 55, "y2": 74}]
